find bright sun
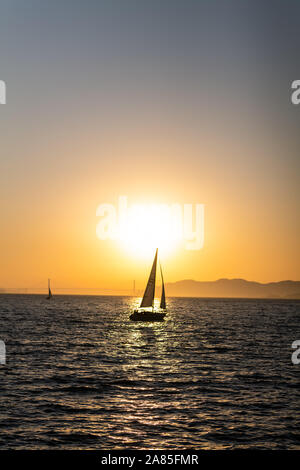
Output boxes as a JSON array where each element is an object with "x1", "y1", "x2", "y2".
[{"x1": 118, "y1": 204, "x2": 181, "y2": 258}]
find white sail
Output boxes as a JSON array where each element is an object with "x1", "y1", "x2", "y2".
[
  {"x1": 140, "y1": 249, "x2": 158, "y2": 308},
  {"x1": 160, "y1": 264, "x2": 166, "y2": 310}
]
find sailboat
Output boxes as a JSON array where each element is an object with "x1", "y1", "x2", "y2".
[
  {"x1": 46, "y1": 278, "x2": 52, "y2": 300},
  {"x1": 130, "y1": 248, "x2": 167, "y2": 322}
]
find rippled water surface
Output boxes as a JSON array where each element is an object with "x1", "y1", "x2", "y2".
[{"x1": 0, "y1": 294, "x2": 299, "y2": 449}]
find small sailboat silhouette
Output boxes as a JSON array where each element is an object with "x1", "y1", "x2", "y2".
[
  {"x1": 46, "y1": 278, "x2": 52, "y2": 300},
  {"x1": 130, "y1": 248, "x2": 167, "y2": 322}
]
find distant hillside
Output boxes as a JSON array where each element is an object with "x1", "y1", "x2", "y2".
[
  {"x1": 164, "y1": 279, "x2": 300, "y2": 299},
  {"x1": 1, "y1": 279, "x2": 300, "y2": 298}
]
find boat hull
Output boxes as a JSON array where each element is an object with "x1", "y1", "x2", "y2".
[{"x1": 130, "y1": 310, "x2": 166, "y2": 322}]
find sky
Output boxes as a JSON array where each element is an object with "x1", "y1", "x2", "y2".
[{"x1": 0, "y1": 0, "x2": 299, "y2": 292}]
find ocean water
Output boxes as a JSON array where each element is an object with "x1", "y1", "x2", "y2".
[{"x1": 0, "y1": 294, "x2": 299, "y2": 450}]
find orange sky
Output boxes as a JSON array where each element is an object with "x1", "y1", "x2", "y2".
[
  {"x1": 1, "y1": 127, "x2": 299, "y2": 292},
  {"x1": 0, "y1": 2, "x2": 299, "y2": 292}
]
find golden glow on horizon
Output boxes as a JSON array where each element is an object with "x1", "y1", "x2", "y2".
[{"x1": 1, "y1": 118, "x2": 299, "y2": 290}]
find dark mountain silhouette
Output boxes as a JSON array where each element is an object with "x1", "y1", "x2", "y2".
[
  {"x1": 164, "y1": 279, "x2": 300, "y2": 299},
  {"x1": 1, "y1": 280, "x2": 300, "y2": 298}
]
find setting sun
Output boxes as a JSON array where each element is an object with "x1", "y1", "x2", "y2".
[
  {"x1": 96, "y1": 197, "x2": 204, "y2": 259},
  {"x1": 118, "y1": 203, "x2": 180, "y2": 258}
]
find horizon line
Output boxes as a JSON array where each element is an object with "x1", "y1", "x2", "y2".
[
  {"x1": 1, "y1": 277, "x2": 300, "y2": 291},
  {"x1": 1, "y1": 292, "x2": 300, "y2": 301}
]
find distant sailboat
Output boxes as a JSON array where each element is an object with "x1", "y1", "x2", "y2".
[
  {"x1": 46, "y1": 278, "x2": 52, "y2": 300},
  {"x1": 130, "y1": 248, "x2": 167, "y2": 321}
]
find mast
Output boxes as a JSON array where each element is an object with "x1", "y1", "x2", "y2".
[{"x1": 48, "y1": 278, "x2": 52, "y2": 297}]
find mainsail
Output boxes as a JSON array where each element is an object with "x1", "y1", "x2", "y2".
[
  {"x1": 140, "y1": 249, "x2": 158, "y2": 308},
  {"x1": 160, "y1": 264, "x2": 166, "y2": 309}
]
